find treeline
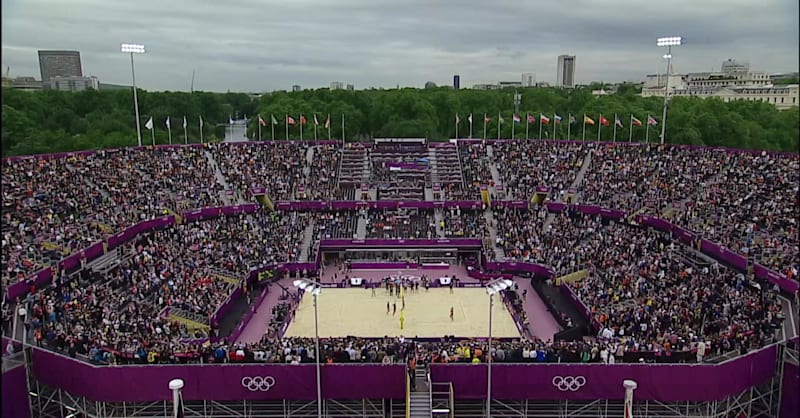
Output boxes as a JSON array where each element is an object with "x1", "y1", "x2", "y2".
[{"x1": 2, "y1": 85, "x2": 797, "y2": 156}]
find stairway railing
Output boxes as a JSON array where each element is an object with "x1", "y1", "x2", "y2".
[{"x1": 405, "y1": 370, "x2": 411, "y2": 418}]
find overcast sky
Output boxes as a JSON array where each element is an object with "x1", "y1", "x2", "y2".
[{"x1": 2, "y1": 0, "x2": 798, "y2": 92}]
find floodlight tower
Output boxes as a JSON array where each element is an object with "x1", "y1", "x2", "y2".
[
  {"x1": 293, "y1": 279, "x2": 323, "y2": 417},
  {"x1": 656, "y1": 36, "x2": 682, "y2": 145},
  {"x1": 121, "y1": 43, "x2": 146, "y2": 146}
]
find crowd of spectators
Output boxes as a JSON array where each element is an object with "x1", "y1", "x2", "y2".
[
  {"x1": 303, "y1": 144, "x2": 341, "y2": 200},
  {"x1": 442, "y1": 208, "x2": 487, "y2": 238},
  {"x1": 214, "y1": 143, "x2": 308, "y2": 201},
  {"x1": 458, "y1": 143, "x2": 494, "y2": 199},
  {"x1": 366, "y1": 209, "x2": 437, "y2": 239},
  {"x1": 492, "y1": 142, "x2": 587, "y2": 201},
  {"x1": 581, "y1": 144, "x2": 728, "y2": 214}
]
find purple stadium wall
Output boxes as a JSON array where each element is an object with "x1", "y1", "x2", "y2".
[
  {"x1": 30, "y1": 348, "x2": 405, "y2": 402},
  {"x1": 429, "y1": 344, "x2": 778, "y2": 402},
  {"x1": 1, "y1": 365, "x2": 30, "y2": 418}
]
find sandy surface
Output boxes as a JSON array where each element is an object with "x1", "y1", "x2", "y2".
[{"x1": 283, "y1": 287, "x2": 521, "y2": 338}]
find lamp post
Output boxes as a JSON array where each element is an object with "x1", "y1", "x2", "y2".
[
  {"x1": 293, "y1": 279, "x2": 323, "y2": 418},
  {"x1": 121, "y1": 43, "x2": 146, "y2": 147},
  {"x1": 656, "y1": 36, "x2": 682, "y2": 145},
  {"x1": 485, "y1": 278, "x2": 514, "y2": 418}
]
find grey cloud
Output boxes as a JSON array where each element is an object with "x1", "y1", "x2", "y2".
[{"x1": 2, "y1": 0, "x2": 797, "y2": 92}]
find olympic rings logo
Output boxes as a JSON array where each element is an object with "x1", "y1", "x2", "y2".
[
  {"x1": 241, "y1": 376, "x2": 276, "y2": 392},
  {"x1": 552, "y1": 376, "x2": 586, "y2": 392}
]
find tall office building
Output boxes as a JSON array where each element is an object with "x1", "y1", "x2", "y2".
[
  {"x1": 521, "y1": 72, "x2": 536, "y2": 87},
  {"x1": 38, "y1": 50, "x2": 83, "y2": 83},
  {"x1": 292, "y1": 84, "x2": 302, "y2": 92},
  {"x1": 556, "y1": 55, "x2": 576, "y2": 88},
  {"x1": 453, "y1": 74, "x2": 460, "y2": 89},
  {"x1": 330, "y1": 81, "x2": 344, "y2": 90}
]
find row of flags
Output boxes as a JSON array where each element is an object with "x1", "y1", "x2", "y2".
[
  {"x1": 455, "y1": 113, "x2": 661, "y2": 142},
  {"x1": 143, "y1": 116, "x2": 206, "y2": 145},
  {"x1": 253, "y1": 114, "x2": 333, "y2": 129}
]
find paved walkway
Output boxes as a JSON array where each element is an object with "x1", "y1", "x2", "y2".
[{"x1": 235, "y1": 278, "x2": 296, "y2": 344}]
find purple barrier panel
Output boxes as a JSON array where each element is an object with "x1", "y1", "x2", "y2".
[
  {"x1": 672, "y1": 225, "x2": 695, "y2": 243},
  {"x1": 319, "y1": 238, "x2": 483, "y2": 248},
  {"x1": 639, "y1": 215, "x2": 672, "y2": 232},
  {"x1": 201, "y1": 207, "x2": 222, "y2": 217},
  {"x1": 230, "y1": 287, "x2": 270, "y2": 342},
  {"x1": 430, "y1": 345, "x2": 777, "y2": 402},
  {"x1": 782, "y1": 361, "x2": 800, "y2": 418},
  {"x1": 107, "y1": 224, "x2": 139, "y2": 249},
  {"x1": 754, "y1": 264, "x2": 800, "y2": 294},
  {"x1": 2, "y1": 366, "x2": 31, "y2": 418},
  {"x1": 83, "y1": 241, "x2": 105, "y2": 261},
  {"x1": 421, "y1": 264, "x2": 452, "y2": 270},
  {"x1": 561, "y1": 284, "x2": 601, "y2": 331},
  {"x1": 331, "y1": 201, "x2": 358, "y2": 210},
  {"x1": 497, "y1": 262, "x2": 555, "y2": 277},
  {"x1": 535, "y1": 186, "x2": 551, "y2": 193},
  {"x1": 221, "y1": 205, "x2": 244, "y2": 216},
  {"x1": 599, "y1": 207, "x2": 626, "y2": 220},
  {"x1": 275, "y1": 201, "x2": 292, "y2": 210},
  {"x1": 281, "y1": 262, "x2": 318, "y2": 273},
  {"x1": 546, "y1": 202, "x2": 566, "y2": 212},
  {"x1": 183, "y1": 209, "x2": 204, "y2": 222},
  {"x1": 58, "y1": 253, "x2": 82, "y2": 271},
  {"x1": 508, "y1": 200, "x2": 528, "y2": 209},
  {"x1": 211, "y1": 286, "x2": 243, "y2": 327},
  {"x1": 374, "y1": 201, "x2": 397, "y2": 209},
  {"x1": 350, "y1": 262, "x2": 413, "y2": 270},
  {"x1": 7, "y1": 268, "x2": 51, "y2": 300},
  {"x1": 700, "y1": 240, "x2": 748, "y2": 271},
  {"x1": 31, "y1": 348, "x2": 318, "y2": 402},
  {"x1": 322, "y1": 365, "x2": 406, "y2": 399},
  {"x1": 575, "y1": 204, "x2": 601, "y2": 215}
]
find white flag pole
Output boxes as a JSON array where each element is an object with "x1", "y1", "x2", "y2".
[
  {"x1": 258, "y1": 116, "x2": 262, "y2": 141},
  {"x1": 285, "y1": 115, "x2": 289, "y2": 140},
  {"x1": 314, "y1": 115, "x2": 318, "y2": 140},
  {"x1": 300, "y1": 115, "x2": 303, "y2": 140},
  {"x1": 613, "y1": 114, "x2": 618, "y2": 143},
  {"x1": 483, "y1": 113, "x2": 487, "y2": 141},
  {"x1": 510, "y1": 115, "x2": 515, "y2": 139},
  {"x1": 199, "y1": 117, "x2": 204, "y2": 143},
  {"x1": 166, "y1": 117, "x2": 172, "y2": 145},
  {"x1": 468, "y1": 113, "x2": 473, "y2": 139},
  {"x1": 341, "y1": 113, "x2": 345, "y2": 146},
  {"x1": 646, "y1": 115, "x2": 650, "y2": 143},
  {"x1": 525, "y1": 113, "x2": 530, "y2": 140},
  {"x1": 497, "y1": 112, "x2": 501, "y2": 140},
  {"x1": 271, "y1": 115, "x2": 275, "y2": 141},
  {"x1": 629, "y1": 115, "x2": 634, "y2": 143},
  {"x1": 597, "y1": 114, "x2": 602, "y2": 142},
  {"x1": 567, "y1": 114, "x2": 571, "y2": 140},
  {"x1": 455, "y1": 114, "x2": 459, "y2": 139},
  {"x1": 169, "y1": 379, "x2": 184, "y2": 418},
  {"x1": 582, "y1": 114, "x2": 587, "y2": 141},
  {"x1": 183, "y1": 116, "x2": 188, "y2": 144},
  {"x1": 538, "y1": 115, "x2": 543, "y2": 140}
]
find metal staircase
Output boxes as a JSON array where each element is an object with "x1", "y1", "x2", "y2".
[
  {"x1": 204, "y1": 148, "x2": 243, "y2": 204},
  {"x1": 483, "y1": 209, "x2": 506, "y2": 261},
  {"x1": 356, "y1": 216, "x2": 368, "y2": 239},
  {"x1": 408, "y1": 365, "x2": 432, "y2": 417},
  {"x1": 296, "y1": 220, "x2": 317, "y2": 263}
]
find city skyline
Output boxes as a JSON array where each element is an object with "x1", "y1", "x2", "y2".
[{"x1": 1, "y1": 0, "x2": 798, "y2": 92}]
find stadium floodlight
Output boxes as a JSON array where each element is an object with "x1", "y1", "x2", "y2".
[
  {"x1": 168, "y1": 379, "x2": 184, "y2": 417},
  {"x1": 484, "y1": 278, "x2": 514, "y2": 418},
  {"x1": 656, "y1": 36, "x2": 683, "y2": 145},
  {"x1": 121, "y1": 43, "x2": 146, "y2": 147},
  {"x1": 292, "y1": 278, "x2": 323, "y2": 417}
]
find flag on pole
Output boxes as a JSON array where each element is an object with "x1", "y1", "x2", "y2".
[
  {"x1": 287, "y1": 116, "x2": 297, "y2": 125},
  {"x1": 615, "y1": 115, "x2": 623, "y2": 128},
  {"x1": 145, "y1": 117, "x2": 154, "y2": 130},
  {"x1": 569, "y1": 115, "x2": 577, "y2": 124},
  {"x1": 259, "y1": 116, "x2": 267, "y2": 126},
  {"x1": 647, "y1": 116, "x2": 659, "y2": 125},
  {"x1": 229, "y1": 116, "x2": 234, "y2": 125},
  {"x1": 584, "y1": 115, "x2": 595, "y2": 125},
  {"x1": 512, "y1": 115, "x2": 521, "y2": 123},
  {"x1": 539, "y1": 114, "x2": 550, "y2": 124},
  {"x1": 455, "y1": 114, "x2": 460, "y2": 139},
  {"x1": 631, "y1": 116, "x2": 643, "y2": 127},
  {"x1": 325, "y1": 114, "x2": 331, "y2": 129},
  {"x1": 483, "y1": 113, "x2": 489, "y2": 141},
  {"x1": 199, "y1": 116, "x2": 204, "y2": 143},
  {"x1": 468, "y1": 113, "x2": 473, "y2": 138},
  {"x1": 165, "y1": 117, "x2": 172, "y2": 144},
  {"x1": 182, "y1": 116, "x2": 187, "y2": 129},
  {"x1": 527, "y1": 114, "x2": 536, "y2": 124},
  {"x1": 314, "y1": 115, "x2": 319, "y2": 125},
  {"x1": 554, "y1": 114, "x2": 562, "y2": 124},
  {"x1": 271, "y1": 115, "x2": 278, "y2": 125},
  {"x1": 300, "y1": 115, "x2": 307, "y2": 125},
  {"x1": 270, "y1": 115, "x2": 277, "y2": 141},
  {"x1": 497, "y1": 113, "x2": 503, "y2": 140},
  {"x1": 599, "y1": 115, "x2": 610, "y2": 126}
]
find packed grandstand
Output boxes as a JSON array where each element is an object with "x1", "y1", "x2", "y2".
[{"x1": 3, "y1": 138, "x2": 797, "y2": 376}]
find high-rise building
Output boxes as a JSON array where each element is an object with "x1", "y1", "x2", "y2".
[
  {"x1": 721, "y1": 59, "x2": 750, "y2": 74},
  {"x1": 38, "y1": 50, "x2": 82, "y2": 84},
  {"x1": 346, "y1": 84, "x2": 355, "y2": 91},
  {"x1": 292, "y1": 85, "x2": 302, "y2": 92},
  {"x1": 330, "y1": 81, "x2": 344, "y2": 90},
  {"x1": 556, "y1": 55, "x2": 576, "y2": 88},
  {"x1": 521, "y1": 73, "x2": 536, "y2": 87},
  {"x1": 453, "y1": 74, "x2": 460, "y2": 89},
  {"x1": 49, "y1": 76, "x2": 99, "y2": 92}
]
